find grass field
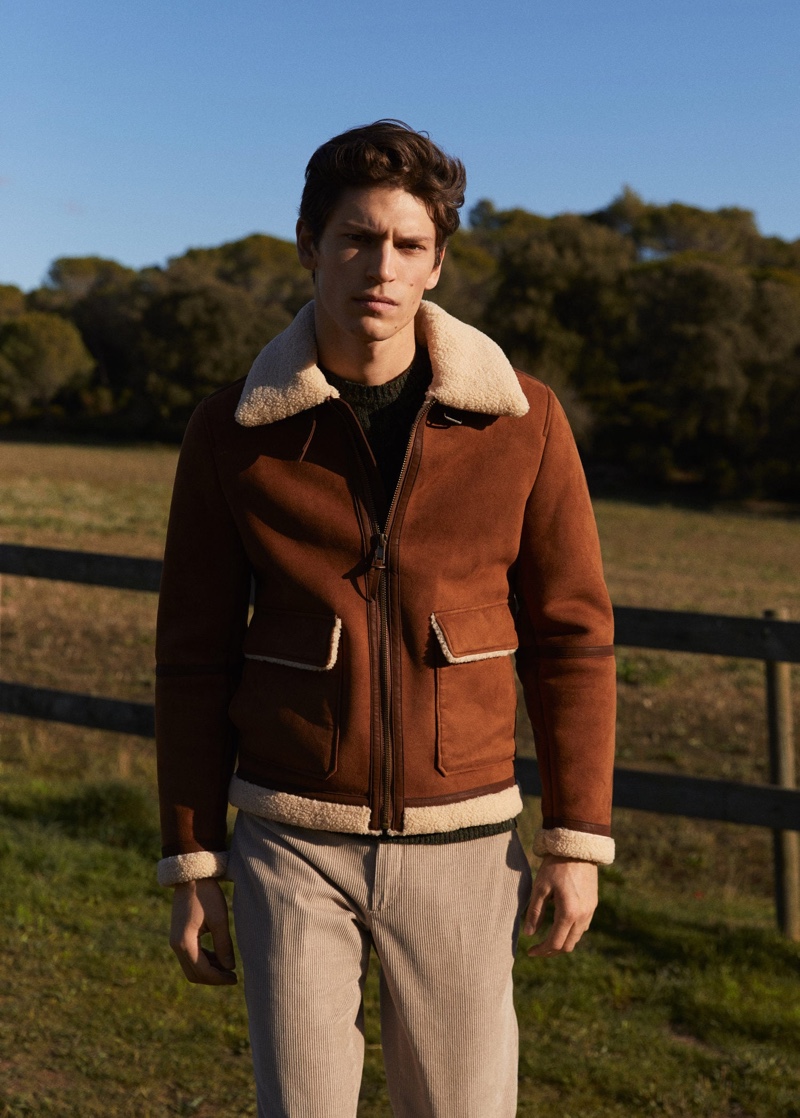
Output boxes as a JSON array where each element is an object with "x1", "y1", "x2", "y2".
[{"x1": 1, "y1": 440, "x2": 799, "y2": 1116}]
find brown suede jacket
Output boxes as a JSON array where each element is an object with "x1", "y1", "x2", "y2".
[{"x1": 155, "y1": 301, "x2": 616, "y2": 886}]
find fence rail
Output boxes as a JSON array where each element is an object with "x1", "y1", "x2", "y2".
[
  {"x1": 3, "y1": 542, "x2": 800, "y2": 661},
  {"x1": 0, "y1": 543, "x2": 163, "y2": 592},
  {"x1": 1, "y1": 542, "x2": 798, "y2": 936}
]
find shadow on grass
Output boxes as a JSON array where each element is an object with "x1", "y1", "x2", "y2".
[
  {"x1": 0, "y1": 779, "x2": 160, "y2": 857},
  {"x1": 590, "y1": 889, "x2": 800, "y2": 1048},
  {"x1": 594, "y1": 891, "x2": 800, "y2": 975}
]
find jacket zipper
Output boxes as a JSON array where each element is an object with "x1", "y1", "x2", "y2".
[
  {"x1": 336, "y1": 397, "x2": 434, "y2": 832},
  {"x1": 374, "y1": 398, "x2": 433, "y2": 830}
]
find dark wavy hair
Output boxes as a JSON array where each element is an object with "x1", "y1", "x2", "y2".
[{"x1": 299, "y1": 120, "x2": 466, "y2": 262}]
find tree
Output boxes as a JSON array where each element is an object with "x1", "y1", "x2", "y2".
[
  {"x1": 475, "y1": 209, "x2": 634, "y2": 440},
  {"x1": 0, "y1": 284, "x2": 25, "y2": 324},
  {"x1": 424, "y1": 229, "x2": 497, "y2": 327},
  {"x1": 0, "y1": 312, "x2": 94, "y2": 417},
  {"x1": 164, "y1": 234, "x2": 312, "y2": 315},
  {"x1": 132, "y1": 281, "x2": 279, "y2": 429},
  {"x1": 609, "y1": 257, "x2": 754, "y2": 490},
  {"x1": 590, "y1": 191, "x2": 760, "y2": 263},
  {"x1": 44, "y1": 256, "x2": 136, "y2": 304}
]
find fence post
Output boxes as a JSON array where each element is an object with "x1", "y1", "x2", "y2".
[{"x1": 764, "y1": 608, "x2": 800, "y2": 941}]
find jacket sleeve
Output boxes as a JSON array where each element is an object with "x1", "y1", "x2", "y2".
[
  {"x1": 155, "y1": 399, "x2": 252, "y2": 886},
  {"x1": 513, "y1": 387, "x2": 616, "y2": 864}
]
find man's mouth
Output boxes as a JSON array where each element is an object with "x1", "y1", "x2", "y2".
[{"x1": 354, "y1": 294, "x2": 398, "y2": 309}]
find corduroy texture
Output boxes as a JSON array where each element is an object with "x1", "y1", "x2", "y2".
[
  {"x1": 532, "y1": 826, "x2": 616, "y2": 865},
  {"x1": 234, "y1": 300, "x2": 529, "y2": 427},
  {"x1": 229, "y1": 811, "x2": 532, "y2": 1118},
  {"x1": 157, "y1": 849, "x2": 229, "y2": 887},
  {"x1": 228, "y1": 774, "x2": 522, "y2": 837}
]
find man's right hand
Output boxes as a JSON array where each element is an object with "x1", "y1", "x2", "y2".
[{"x1": 169, "y1": 877, "x2": 238, "y2": 985}]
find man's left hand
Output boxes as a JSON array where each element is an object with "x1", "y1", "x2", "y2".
[{"x1": 523, "y1": 854, "x2": 598, "y2": 957}]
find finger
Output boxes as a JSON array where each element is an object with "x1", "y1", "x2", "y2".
[
  {"x1": 207, "y1": 914, "x2": 236, "y2": 972},
  {"x1": 529, "y1": 912, "x2": 593, "y2": 957},
  {"x1": 523, "y1": 884, "x2": 552, "y2": 936},
  {"x1": 174, "y1": 945, "x2": 238, "y2": 985},
  {"x1": 174, "y1": 949, "x2": 200, "y2": 983},
  {"x1": 170, "y1": 925, "x2": 201, "y2": 968},
  {"x1": 548, "y1": 910, "x2": 577, "y2": 952},
  {"x1": 559, "y1": 921, "x2": 587, "y2": 955},
  {"x1": 527, "y1": 911, "x2": 573, "y2": 957},
  {"x1": 199, "y1": 947, "x2": 238, "y2": 984},
  {"x1": 527, "y1": 932, "x2": 558, "y2": 958},
  {"x1": 523, "y1": 901, "x2": 544, "y2": 938}
]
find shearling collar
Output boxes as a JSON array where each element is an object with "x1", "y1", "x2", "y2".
[{"x1": 235, "y1": 300, "x2": 529, "y2": 427}]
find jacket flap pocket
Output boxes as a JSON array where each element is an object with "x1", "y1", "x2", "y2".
[
  {"x1": 431, "y1": 602, "x2": 518, "y2": 665},
  {"x1": 243, "y1": 609, "x2": 342, "y2": 671}
]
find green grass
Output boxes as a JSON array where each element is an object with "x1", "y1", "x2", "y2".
[
  {"x1": 1, "y1": 793, "x2": 798, "y2": 1117},
  {"x1": 2, "y1": 440, "x2": 800, "y2": 1114}
]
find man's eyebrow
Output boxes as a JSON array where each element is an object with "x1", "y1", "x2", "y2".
[{"x1": 337, "y1": 220, "x2": 434, "y2": 242}]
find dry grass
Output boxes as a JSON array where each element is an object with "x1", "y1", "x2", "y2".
[
  {"x1": 599, "y1": 499, "x2": 799, "y2": 901},
  {"x1": 0, "y1": 440, "x2": 177, "y2": 554},
  {"x1": 595, "y1": 499, "x2": 800, "y2": 617},
  {"x1": 0, "y1": 443, "x2": 174, "y2": 793}
]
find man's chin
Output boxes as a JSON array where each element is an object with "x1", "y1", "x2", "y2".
[
  {"x1": 350, "y1": 306, "x2": 415, "y2": 335},
  {"x1": 349, "y1": 315, "x2": 409, "y2": 343}
]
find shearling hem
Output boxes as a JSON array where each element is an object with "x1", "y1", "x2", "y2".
[
  {"x1": 157, "y1": 850, "x2": 229, "y2": 887},
  {"x1": 533, "y1": 827, "x2": 615, "y2": 865},
  {"x1": 245, "y1": 617, "x2": 342, "y2": 671},
  {"x1": 229, "y1": 776, "x2": 372, "y2": 832},
  {"x1": 235, "y1": 299, "x2": 529, "y2": 427},
  {"x1": 402, "y1": 784, "x2": 523, "y2": 834},
  {"x1": 229, "y1": 775, "x2": 523, "y2": 836},
  {"x1": 430, "y1": 613, "x2": 517, "y2": 664}
]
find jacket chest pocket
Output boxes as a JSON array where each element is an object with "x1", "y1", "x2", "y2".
[
  {"x1": 431, "y1": 603, "x2": 519, "y2": 776},
  {"x1": 229, "y1": 609, "x2": 342, "y2": 779}
]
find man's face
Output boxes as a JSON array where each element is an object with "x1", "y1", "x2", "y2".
[{"x1": 296, "y1": 185, "x2": 444, "y2": 352}]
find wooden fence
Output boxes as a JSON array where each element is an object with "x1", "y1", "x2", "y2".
[{"x1": 1, "y1": 541, "x2": 798, "y2": 938}]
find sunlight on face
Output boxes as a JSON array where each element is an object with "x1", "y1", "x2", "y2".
[{"x1": 297, "y1": 186, "x2": 444, "y2": 357}]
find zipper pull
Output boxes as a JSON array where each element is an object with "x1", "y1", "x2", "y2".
[
  {"x1": 373, "y1": 532, "x2": 388, "y2": 567},
  {"x1": 366, "y1": 532, "x2": 388, "y2": 600}
]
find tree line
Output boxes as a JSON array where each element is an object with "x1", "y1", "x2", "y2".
[{"x1": 2, "y1": 188, "x2": 799, "y2": 499}]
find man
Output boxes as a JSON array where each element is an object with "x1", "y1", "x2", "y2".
[{"x1": 156, "y1": 120, "x2": 616, "y2": 1118}]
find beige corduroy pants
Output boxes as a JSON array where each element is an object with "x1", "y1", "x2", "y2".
[{"x1": 229, "y1": 811, "x2": 532, "y2": 1118}]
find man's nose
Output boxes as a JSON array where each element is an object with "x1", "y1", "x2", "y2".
[{"x1": 366, "y1": 241, "x2": 396, "y2": 283}]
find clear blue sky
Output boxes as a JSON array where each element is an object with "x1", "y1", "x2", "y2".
[{"x1": 2, "y1": 0, "x2": 799, "y2": 291}]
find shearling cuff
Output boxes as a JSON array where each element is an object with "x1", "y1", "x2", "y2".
[
  {"x1": 533, "y1": 827, "x2": 615, "y2": 865},
  {"x1": 157, "y1": 850, "x2": 229, "y2": 887}
]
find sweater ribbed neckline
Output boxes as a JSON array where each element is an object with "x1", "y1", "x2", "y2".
[
  {"x1": 321, "y1": 347, "x2": 429, "y2": 418},
  {"x1": 321, "y1": 347, "x2": 432, "y2": 503}
]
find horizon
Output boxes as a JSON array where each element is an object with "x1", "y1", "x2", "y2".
[{"x1": 6, "y1": 185, "x2": 796, "y2": 295}]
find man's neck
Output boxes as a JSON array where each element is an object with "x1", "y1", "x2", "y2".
[{"x1": 314, "y1": 315, "x2": 418, "y2": 387}]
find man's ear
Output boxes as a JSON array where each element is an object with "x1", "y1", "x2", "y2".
[
  {"x1": 296, "y1": 219, "x2": 318, "y2": 273},
  {"x1": 424, "y1": 243, "x2": 446, "y2": 291}
]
